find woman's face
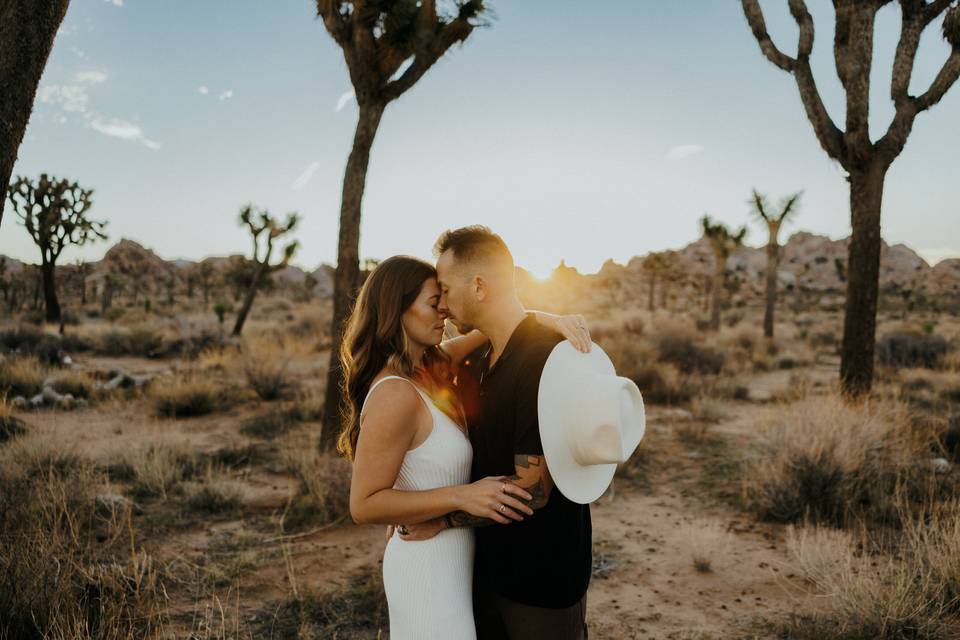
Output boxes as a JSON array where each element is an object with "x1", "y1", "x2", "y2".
[{"x1": 402, "y1": 277, "x2": 446, "y2": 349}]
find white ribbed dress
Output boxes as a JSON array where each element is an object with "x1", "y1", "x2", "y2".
[{"x1": 361, "y1": 376, "x2": 476, "y2": 640}]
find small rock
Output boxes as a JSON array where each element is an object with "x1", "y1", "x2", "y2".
[{"x1": 932, "y1": 458, "x2": 952, "y2": 474}]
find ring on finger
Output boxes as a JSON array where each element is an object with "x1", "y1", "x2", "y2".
[
  {"x1": 499, "y1": 504, "x2": 506, "y2": 514},
  {"x1": 500, "y1": 482, "x2": 508, "y2": 493}
]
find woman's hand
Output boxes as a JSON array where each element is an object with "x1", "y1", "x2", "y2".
[
  {"x1": 398, "y1": 517, "x2": 448, "y2": 541},
  {"x1": 534, "y1": 311, "x2": 592, "y2": 353},
  {"x1": 456, "y1": 476, "x2": 535, "y2": 525}
]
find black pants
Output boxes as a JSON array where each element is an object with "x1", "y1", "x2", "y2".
[{"x1": 474, "y1": 586, "x2": 588, "y2": 640}]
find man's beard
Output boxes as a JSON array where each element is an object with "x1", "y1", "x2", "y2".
[{"x1": 449, "y1": 318, "x2": 474, "y2": 335}]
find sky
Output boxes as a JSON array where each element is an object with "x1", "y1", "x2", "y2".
[{"x1": 3, "y1": 0, "x2": 958, "y2": 279}]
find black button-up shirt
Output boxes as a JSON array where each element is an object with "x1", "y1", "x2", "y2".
[{"x1": 457, "y1": 312, "x2": 592, "y2": 609}]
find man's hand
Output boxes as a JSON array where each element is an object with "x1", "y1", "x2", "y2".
[
  {"x1": 444, "y1": 454, "x2": 553, "y2": 528},
  {"x1": 398, "y1": 517, "x2": 448, "y2": 541}
]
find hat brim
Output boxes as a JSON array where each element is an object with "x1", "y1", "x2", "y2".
[{"x1": 538, "y1": 341, "x2": 619, "y2": 505}]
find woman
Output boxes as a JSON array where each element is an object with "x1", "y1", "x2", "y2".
[{"x1": 338, "y1": 255, "x2": 590, "y2": 639}]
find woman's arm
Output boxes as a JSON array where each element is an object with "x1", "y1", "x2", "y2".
[
  {"x1": 350, "y1": 380, "x2": 533, "y2": 526},
  {"x1": 439, "y1": 329, "x2": 488, "y2": 366}
]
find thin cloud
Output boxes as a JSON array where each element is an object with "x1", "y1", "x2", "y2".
[
  {"x1": 38, "y1": 84, "x2": 90, "y2": 113},
  {"x1": 667, "y1": 144, "x2": 705, "y2": 160},
  {"x1": 197, "y1": 85, "x2": 209, "y2": 95},
  {"x1": 218, "y1": 90, "x2": 234, "y2": 101},
  {"x1": 335, "y1": 88, "x2": 355, "y2": 112},
  {"x1": 105, "y1": 0, "x2": 123, "y2": 6},
  {"x1": 76, "y1": 70, "x2": 108, "y2": 84},
  {"x1": 89, "y1": 116, "x2": 161, "y2": 150},
  {"x1": 292, "y1": 161, "x2": 321, "y2": 190}
]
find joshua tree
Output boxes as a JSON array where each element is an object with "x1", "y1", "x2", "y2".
[
  {"x1": 741, "y1": 0, "x2": 960, "y2": 396},
  {"x1": 101, "y1": 271, "x2": 118, "y2": 314},
  {"x1": 701, "y1": 215, "x2": 748, "y2": 332},
  {"x1": 749, "y1": 189, "x2": 802, "y2": 338},
  {"x1": 73, "y1": 260, "x2": 93, "y2": 305},
  {"x1": 315, "y1": 0, "x2": 489, "y2": 449},
  {"x1": 7, "y1": 174, "x2": 107, "y2": 322},
  {"x1": 197, "y1": 261, "x2": 215, "y2": 308},
  {"x1": 232, "y1": 204, "x2": 299, "y2": 336},
  {"x1": 165, "y1": 272, "x2": 176, "y2": 306},
  {"x1": 641, "y1": 252, "x2": 669, "y2": 312},
  {"x1": 0, "y1": 0, "x2": 71, "y2": 231}
]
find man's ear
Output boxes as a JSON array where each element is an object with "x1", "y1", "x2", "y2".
[{"x1": 473, "y1": 275, "x2": 487, "y2": 302}]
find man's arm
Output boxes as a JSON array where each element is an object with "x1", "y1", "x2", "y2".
[{"x1": 444, "y1": 454, "x2": 553, "y2": 528}]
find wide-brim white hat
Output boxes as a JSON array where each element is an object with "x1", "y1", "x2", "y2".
[{"x1": 538, "y1": 341, "x2": 645, "y2": 504}]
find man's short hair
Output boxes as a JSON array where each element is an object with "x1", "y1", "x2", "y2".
[{"x1": 433, "y1": 226, "x2": 514, "y2": 273}]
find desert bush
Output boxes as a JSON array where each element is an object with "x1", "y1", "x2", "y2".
[
  {"x1": 777, "y1": 513, "x2": 960, "y2": 639},
  {"x1": 279, "y1": 438, "x2": 351, "y2": 531},
  {"x1": 630, "y1": 361, "x2": 695, "y2": 405},
  {"x1": 96, "y1": 325, "x2": 164, "y2": 357},
  {"x1": 0, "y1": 396, "x2": 26, "y2": 442},
  {"x1": 0, "y1": 355, "x2": 46, "y2": 398},
  {"x1": 150, "y1": 372, "x2": 239, "y2": 418},
  {"x1": 244, "y1": 357, "x2": 292, "y2": 401},
  {"x1": 260, "y1": 565, "x2": 387, "y2": 639},
  {"x1": 49, "y1": 369, "x2": 97, "y2": 400},
  {"x1": 118, "y1": 441, "x2": 203, "y2": 499},
  {"x1": 876, "y1": 331, "x2": 949, "y2": 369},
  {"x1": 183, "y1": 474, "x2": 244, "y2": 514},
  {"x1": 241, "y1": 408, "x2": 298, "y2": 439},
  {"x1": 289, "y1": 388, "x2": 324, "y2": 422},
  {"x1": 651, "y1": 325, "x2": 724, "y2": 374},
  {"x1": 690, "y1": 395, "x2": 726, "y2": 424},
  {"x1": 0, "y1": 327, "x2": 91, "y2": 364},
  {"x1": 0, "y1": 437, "x2": 166, "y2": 638},
  {"x1": 742, "y1": 394, "x2": 946, "y2": 528}
]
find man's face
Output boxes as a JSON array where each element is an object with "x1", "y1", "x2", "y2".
[{"x1": 436, "y1": 250, "x2": 475, "y2": 334}]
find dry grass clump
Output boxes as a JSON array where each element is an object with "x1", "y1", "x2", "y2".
[
  {"x1": 49, "y1": 369, "x2": 98, "y2": 400},
  {"x1": 680, "y1": 519, "x2": 732, "y2": 573},
  {"x1": 0, "y1": 395, "x2": 26, "y2": 442},
  {"x1": 183, "y1": 470, "x2": 244, "y2": 514},
  {"x1": 149, "y1": 372, "x2": 240, "y2": 418},
  {"x1": 742, "y1": 393, "x2": 945, "y2": 528},
  {"x1": 876, "y1": 331, "x2": 950, "y2": 369},
  {"x1": 259, "y1": 565, "x2": 387, "y2": 639},
  {"x1": 778, "y1": 509, "x2": 960, "y2": 639},
  {"x1": 0, "y1": 355, "x2": 47, "y2": 398},
  {"x1": 0, "y1": 437, "x2": 167, "y2": 639},
  {"x1": 241, "y1": 336, "x2": 296, "y2": 401},
  {"x1": 95, "y1": 324, "x2": 165, "y2": 357},
  {"x1": 278, "y1": 437, "x2": 351, "y2": 531},
  {"x1": 115, "y1": 441, "x2": 203, "y2": 500}
]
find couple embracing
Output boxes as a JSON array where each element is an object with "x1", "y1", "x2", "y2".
[{"x1": 337, "y1": 226, "x2": 644, "y2": 639}]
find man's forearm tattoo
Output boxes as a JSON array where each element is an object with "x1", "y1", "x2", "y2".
[{"x1": 444, "y1": 455, "x2": 549, "y2": 529}]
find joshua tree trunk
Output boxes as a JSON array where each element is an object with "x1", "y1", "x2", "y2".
[
  {"x1": 0, "y1": 0, "x2": 70, "y2": 231},
  {"x1": 839, "y1": 162, "x2": 886, "y2": 397},
  {"x1": 709, "y1": 259, "x2": 727, "y2": 332},
  {"x1": 232, "y1": 265, "x2": 265, "y2": 336},
  {"x1": 322, "y1": 101, "x2": 386, "y2": 450},
  {"x1": 763, "y1": 241, "x2": 779, "y2": 338},
  {"x1": 40, "y1": 260, "x2": 59, "y2": 322}
]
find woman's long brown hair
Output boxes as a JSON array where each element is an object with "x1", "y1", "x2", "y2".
[{"x1": 337, "y1": 255, "x2": 465, "y2": 461}]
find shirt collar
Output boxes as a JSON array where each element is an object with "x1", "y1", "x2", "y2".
[{"x1": 485, "y1": 311, "x2": 537, "y2": 368}]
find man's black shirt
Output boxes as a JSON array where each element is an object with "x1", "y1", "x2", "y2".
[{"x1": 457, "y1": 313, "x2": 592, "y2": 609}]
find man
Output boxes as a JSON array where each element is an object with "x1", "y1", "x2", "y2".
[{"x1": 433, "y1": 225, "x2": 591, "y2": 639}]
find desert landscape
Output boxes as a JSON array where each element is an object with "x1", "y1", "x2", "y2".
[
  {"x1": 2, "y1": 232, "x2": 959, "y2": 638},
  {"x1": 3, "y1": 0, "x2": 960, "y2": 638}
]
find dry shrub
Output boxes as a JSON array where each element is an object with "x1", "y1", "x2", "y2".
[
  {"x1": 781, "y1": 510, "x2": 960, "y2": 639},
  {"x1": 0, "y1": 355, "x2": 46, "y2": 398},
  {"x1": 118, "y1": 441, "x2": 202, "y2": 500},
  {"x1": 49, "y1": 369, "x2": 98, "y2": 400},
  {"x1": 241, "y1": 337, "x2": 295, "y2": 401},
  {"x1": 0, "y1": 396, "x2": 26, "y2": 442},
  {"x1": 690, "y1": 395, "x2": 726, "y2": 424},
  {"x1": 183, "y1": 470, "x2": 244, "y2": 514},
  {"x1": 680, "y1": 520, "x2": 732, "y2": 573},
  {"x1": 650, "y1": 324, "x2": 724, "y2": 374},
  {"x1": 742, "y1": 394, "x2": 944, "y2": 528},
  {"x1": 259, "y1": 565, "x2": 387, "y2": 639},
  {"x1": 876, "y1": 331, "x2": 949, "y2": 369},
  {"x1": 95, "y1": 325, "x2": 165, "y2": 357},
  {"x1": 149, "y1": 372, "x2": 239, "y2": 418},
  {"x1": 0, "y1": 437, "x2": 167, "y2": 639},
  {"x1": 279, "y1": 438, "x2": 351, "y2": 531}
]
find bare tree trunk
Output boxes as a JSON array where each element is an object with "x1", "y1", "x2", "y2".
[
  {"x1": 763, "y1": 240, "x2": 779, "y2": 338},
  {"x1": 0, "y1": 0, "x2": 70, "y2": 231},
  {"x1": 41, "y1": 260, "x2": 60, "y2": 322},
  {"x1": 232, "y1": 265, "x2": 265, "y2": 337},
  {"x1": 322, "y1": 101, "x2": 386, "y2": 451},
  {"x1": 840, "y1": 163, "x2": 886, "y2": 398}
]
